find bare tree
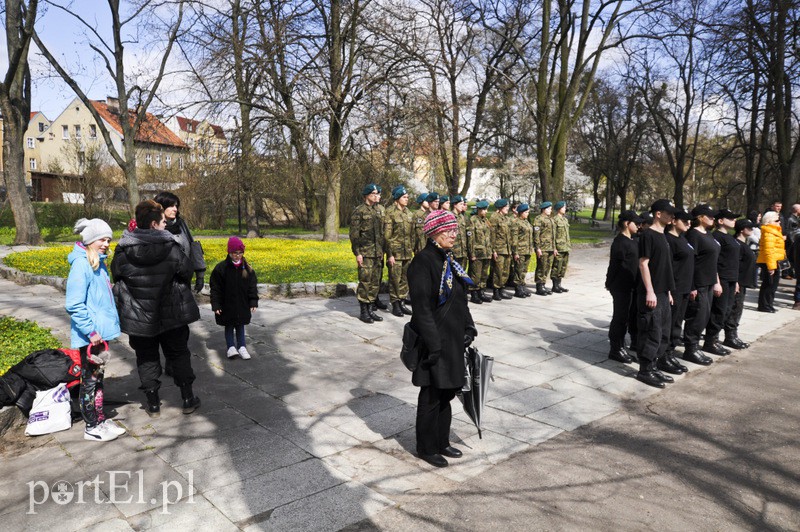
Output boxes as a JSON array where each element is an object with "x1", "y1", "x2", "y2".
[
  {"x1": 1, "y1": 0, "x2": 43, "y2": 244},
  {"x1": 32, "y1": 0, "x2": 187, "y2": 213}
]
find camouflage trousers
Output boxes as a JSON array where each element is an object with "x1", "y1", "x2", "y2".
[
  {"x1": 492, "y1": 254, "x2": 512, "y2": 289},
  {"x1": 535, "y1": 251, "x2": 554, "y2": 284},
  {"x1": 387, "y1": 259, "x2": 411, "y2": 302},
  {"x1": 513, "y1": 254, "x2": 532, "y2": 286},
  {"x1": 357, "y1": 257, "x2": 383, "y2": 303},
  {"x1": 551, "y1": 251, "x2": 569, "y2": 280},
  {"x1": 469, "y1": 258, "x2": 492, "y2": 290}
]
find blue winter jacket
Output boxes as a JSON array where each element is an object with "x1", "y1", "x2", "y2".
[{"x1": 65, "y1": 243, "x2": 121, "y2": 348}]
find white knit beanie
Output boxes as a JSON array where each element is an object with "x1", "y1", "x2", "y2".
[
  {"x1": 762, "y1": 211, "x2": 780, "y2": 225},
  {"x1": 74, "y1": 218, "x2": 113, "y2": 245}
]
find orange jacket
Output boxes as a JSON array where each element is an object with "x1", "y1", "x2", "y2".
[{"x1": 756, "y1": 224, "x2": 786, "y2": 270}]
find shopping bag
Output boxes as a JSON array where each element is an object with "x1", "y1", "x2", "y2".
[{"x1": 24, "y1": 383, "x2": 72, "y2": 436}]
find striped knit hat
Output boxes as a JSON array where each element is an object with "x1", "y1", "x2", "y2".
[{"x1": 424, "y1": 210, "x2": 458, "y2": 236}]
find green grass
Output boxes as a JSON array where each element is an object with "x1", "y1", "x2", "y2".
[{"x1": 0, "y1": 317, "x2": 63, "y2": 375}]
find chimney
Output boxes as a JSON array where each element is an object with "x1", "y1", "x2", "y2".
[{"x1": 106, "y1": 97, "x2": 120, "y2": 113}]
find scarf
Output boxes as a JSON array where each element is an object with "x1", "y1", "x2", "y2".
[{"x1": 431, "y1": 239, "x2": 474, "y2": 306}]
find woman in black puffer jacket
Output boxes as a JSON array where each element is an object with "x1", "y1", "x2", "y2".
[{"x1": 111, "y1": 200, "x2": 201, "y2": 417}]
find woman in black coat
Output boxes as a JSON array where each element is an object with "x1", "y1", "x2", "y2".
[
  {"x1": 408, "y1": 210, "x2": 477, "y2": 468},
  {"x1": 111, "y1": 200, "x2": 201, "y2": 417},
  {"x1": 605, "y1": 210, "x2": 642, "y2": 364}
]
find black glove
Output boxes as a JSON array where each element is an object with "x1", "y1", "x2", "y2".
[
  {"x1": 464, "y1": 334, "x2": 474, "y2": 348},
  {"x1": 194, "y1": 274, "x2": 204, "y2": 294},
  {"x1": 421, "y1": 351, "x2": 441, "y2": 369}
]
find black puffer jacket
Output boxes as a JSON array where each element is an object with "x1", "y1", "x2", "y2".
[
  {"x1": 111, "y1": 229, "x2": 200, "y2": 336},
  {"x1": 408, "y1": 240, "x2": 477, "y2": 389},
  {"x1": 210, "y1": 257, "x2": 259, "y2": 326}
]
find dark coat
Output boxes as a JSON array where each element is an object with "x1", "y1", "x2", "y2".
[
  {"x1": 210, "y1": 257, "x2": 259, "y2": 326},
  {"x1": 110, "y1": 229, "x2": 200, "y2": 337},
  {"x1": 408, "y1": 240, "x2": 477, "y2": 389}
]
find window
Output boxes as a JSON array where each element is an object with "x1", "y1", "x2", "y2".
[
  {"x1": 155, "y1": 154, "x2": 161, "y2": 168},
  {"x1": 29, "y1": 158, "x2": 37, "y2": 170},
  {"x1": 165, "y1": 155, "x2": 171, "y2": 168},
  {"x1": 27, "y1": 137, "x2": 35, "y2": 149},
  {"x1": 145, "y1": 153, "x2": 152, "y2": 166},
  {"x1": 178, "y1": 157, "x2": 184, "y2": 170},
  {"x1": 38, "y1": 122, "x2": 45, "y2": 133},
  {"x1": 75, "y1": 125, "x2": 81, "y2": 138},
  {"x1": 89, "y1": 124, "x2": 97, "y2": 139},
  {"x1": 62, "y1": 125, "x2": 69, "y2": 139}
]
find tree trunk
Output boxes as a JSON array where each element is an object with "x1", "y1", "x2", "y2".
[
  {"x1": 323, "y1": 0, "x2": 344, "y2": 242},
  {"x1": 2, "y1": 113, "x2": 43, "y2": 245}
]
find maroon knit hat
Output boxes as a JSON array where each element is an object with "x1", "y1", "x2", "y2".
[
  {"x1": 424, "y1": 210, "x2": 458, "y2": 236},
  {"x1": 227, "y1": 236, "x2": 245, "y2": 253}
]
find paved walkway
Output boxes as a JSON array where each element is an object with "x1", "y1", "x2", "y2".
[{"x1": 0, "y1": 246, "x2": 798, "y2": 530}]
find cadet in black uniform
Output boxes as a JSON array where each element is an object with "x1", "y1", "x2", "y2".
[
  {"x1": 662, "y1": 209, "x2": 693, "y2": 375},
  {"x1": 724, "y1": 219, "x2": 756, "y2": 349},
  {"x1": 704, "y1": 209, "x2": 741, "y2": 356},
  {"x1": 605, "y1": 210, "x2": 642, "y2": 364},
  {"x1": 682, "y1": 204, "x2": 721, "y2": 366},
  {"x1": 636, "y1": 199, "x2": 677, "y2": 388}
]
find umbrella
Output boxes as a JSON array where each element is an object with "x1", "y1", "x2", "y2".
[{"x1": 458, "y1": 346, "x2": 494, "y2": 438}]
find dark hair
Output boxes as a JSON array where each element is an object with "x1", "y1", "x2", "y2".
[
  {"x1": 135, "y1": 200, "x2": 165, "y2": 229},
  {"x1": 154, "y1": 191, "x2": 180, "y2": 209}
]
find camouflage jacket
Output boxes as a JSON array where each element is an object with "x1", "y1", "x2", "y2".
[
  {"x1": 532, "y1": 213, "x2": 556, "y2": 252},
  {"x1": 413, "y1": 208, "x2": 429, "y2": 254},
  {"x1": 553, "y1": 213, "x2": 571, "y2": 252},
  {"x1": 452, "y1": 212, "x2": 470, "y2": 258},
  {"x1": 468, "y1": 215, "x2": 492, "y2": 259},
  {"x1": 490, "y1": 212, "x2": 514, "y2": 255},
  {"x1": 349, "y1": 203, "x2": 385, "y2": 258},
  {"x1": 384, "y1": 204, "x2": 415, "y2": 260},
  {"x1": 512, "y1": 216, "x2": 534, "y2": 256}
]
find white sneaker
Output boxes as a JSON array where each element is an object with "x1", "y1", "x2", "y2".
[
  {"x1": 227, "y1": 346, "x2": 239, "y2": 359},
  {"x1": 84, "y1": 424, "x2": 118, "y2": 442},
  {"x1": 238, "y1": 346, "x2": 251, "y2": 360},
  {"x1": 100, "y1": 419, "x2": 126, "y2": 436}
]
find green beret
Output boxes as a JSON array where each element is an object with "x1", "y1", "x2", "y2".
[
  {"x1": 494, "y1": 198, "x2": 509, "y2": 209},
  {"x1": 476, "y1": 200, "x2": 490, "y2": 209},
  {"x1": 554, "y1": 200, "x2": 566, "y2": 210},
  {"x1": 440, "y1": 195, "x2": 449, "y2": 203},
  {"x1": 451, "y1": 195, "x2": 464, "y2": 205},
  {"x1": 426, "y1": 192, "x2": 439, "y2": 202},
  {"x1": 539, "y1": 201, "x2": 553, "y2": 210},
  {"x1": 392, "y1": 185, "x2": 407, "y2": 200},
  {"x1": 516, "y1": 203, "x2": 530, "y2": 214},
  {"x1": 362, "y1": 183, "x2": 380, "y2": 196},
  {"x1": 416, "y1": 193, "x2": 428, "y2": 204}
]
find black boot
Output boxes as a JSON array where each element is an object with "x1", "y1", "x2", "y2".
[
  {"x1": 480, "y1": 290, "x2": 493, "y2": 303},
  {"x1": 374, "y1": 296, "x2": 388, "y2": 311},
  {"x1": 500, "y1": 288, "x2": 513, "y2": 299},
  {"x1": 368, "y1": 303, "x2": 384, "y2": 321},
  {"x1": 358, "y1": 302, "x2": 374, "y2": 324},
  {"x1": 522, "y1": 285, "x2": 533, "y2": 297},
  {"x1": 144, "y1": 389, "x2": 160, "y2": 418},
  {"x1": 556, "y1": 278, "x2": 569, "y2": 292},
  {"x1": 179, "y1": 384, "x2": 200, "y2": 414},
  {"x1": 492, "y1": 288, "x2": 502, "y2": 301},
  {"x1": 470, "y1": 291, "x2": 483, "y2": 304},
  {"x1": 399, "y1": 301, "x2": 413, "y2": 315},
  {"x1": 513, "y1": 285, "x2": 526, "y2": 298},
  {"x1": 391, "y1": 300, "x2": 404, "y2": 317},
  {"x1": 536, "y1": 283, "x2": 548, "y2": 296},
  {"x1": 551, "y1": 280, "x2": 562, "y2": 293}
]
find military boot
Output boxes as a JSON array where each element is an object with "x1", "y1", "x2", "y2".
[
  {"x1": 374, "y1": 296, "x2": 388, "y2": 311},
  {"x1": 391, "y1": 301, "x2": 404, "y2": 317},
  {"x1": 180, "y1": 384, "x2": 201, "y2": 415},
  {"x1": 522, "y1": 285, "x2": 533, "y2": 297},
  {"x1": 368, "y1": 303, "x2": 384, "y2": 322},
  {"x1": 358, "y1": 302, "x2": 374, "y2": 324},
  {"x1": 480, "y1": 290, "x2": 493, "y2": 303},
  {"x1": 144, "y1": 389, "x2": 160, "y2": 418},
  {"x1": 535, "y1": 283, "x2": 548, "y2": 296},
  {"x1": 551, "y1": 280, "x2": 562, "y2": 293},
  {"x1": 470, "y1": 291, "x2": 483, "y2": 304},
  {"x1": 514, "y1": 285, "x2": 526, "y2": 298},
  {"x1": 399, "y1": 301, "x2": 413, "y2": 315},
  {"x1": 500, "y1": 288, "x2": 513, "y2": 300},
  {"x1": 492, "y1": 288, "x2": 502, "y2": 301},
  {"x1": 556, "y1": 278, "x2": 569, "y2": 292}
]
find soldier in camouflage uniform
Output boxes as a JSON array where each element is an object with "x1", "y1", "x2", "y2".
[
  {"x1": 384, "y1": 185, "x2": 415, "y2": 317},
  {"x1": 413, "y1": 193, "x2": 430, "y2": 254},
  {"x1": 551, "y1": 200, "x2": 571, "y2": 293},
  {"x1": 512, "y1": 203, "x2": 534, "y2": 298},
  {"x1": 468, "y1": 200, "x2": 493, "y2": 304},
  {"x1": 439, "y1": 195, "x2": 451, "y2": 211},
  {"x1": 426, "y1": 192, "x2": 440, "y2": 211},
  {"x1": 490, "y1": 199, "x2": 514, "y2": 300},
  {"x1": 451, "y1": 195, "x2": 470, "y2": 267},
  {"x1": 533, "y1": 201, "x2": 556, "y2": 296},
  {"x1": 350, "y1": 183, "x2": 386, "y2": 323}
]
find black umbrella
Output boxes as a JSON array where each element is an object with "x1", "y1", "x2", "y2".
[{"x1": 458, "y1": 346, "x2": 494, "y2": 438}]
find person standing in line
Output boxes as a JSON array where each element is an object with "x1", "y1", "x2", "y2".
[
  {"x1": 512, "y1": 203, "x2": 534, "y2": 298},
  {"x1": 635, "y1": 199, "x2": 677, "y2": 388},
  {"x1": 787, "y1": 204, "x2": 800, "y2": 309},
  {"x1": 384, "y1": 185, "x2": 415, "y2": 317},
  {"x1": 703, "y1": 209, "x2": 742, "y2": 356},
  {"x1": 532, "y1": 201, "x2": 556, "y2": 296},
  {"x1": 468, "y1": 200, "x2": 493, "y2": 304},
  {"x1": 439, "y1": 195, "x2": 451, "y2": 211},
  {"x1": 756, "y1": 211, "x2": 786, "y2": 313},
  {"x1": 408, "y1": 210, "x2": 477, "y2": 468},
  {"x1": 605, "y1": 210, "x2": 642, "y2": 364},
  {"x1": 490, "y1": 199, "x2": 514, "y2": 301},
  {"x1": 450, "y1": 195, "x2": 470, "y2": 270},
  {"x1": 413, "y1": 193, "x2": 430, "y2": 254},
  {"x1": 111, "y1": 200, "x2": 201, "y2": 417},
  {"x1": 210, "y1": 237, "x2": 259, "y2": 359},
  {"x1": 724, "y1": 219, "x2": 757, "y2": 347},
  {"x1": 349, "y1": 183, "x2": 387, "y2": 324},
  {"x1": 662, "y1": 209, "x2": 693, "y2": 375},
  {"x1": 682, "y1": 204, "x2": 722, "y2": 366},
  {"x1": 426, "y1": 192, "x2": 441, "y2": 211},
  {"x1": 550, "y1": 200, "x2": 572, "y2": 293},
  {"x1": 66, "y1": 218, "x2": 125, "y2": 442}
]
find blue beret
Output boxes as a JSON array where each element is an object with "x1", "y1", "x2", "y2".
[
  {"x1": 494, "y1": 198, "x2": 509, "y2": 209},
  {"x1": 539, "y1": 201, "x2": 553, "y2": 210},
  {"x1": 362, "y1": 183, "x2": 380, "y2": 196},
  {"x1": 392, "y1": 185, "x2": 407, "y2": 200},
  {"x1": 476, "y1": 200, "x2": 490, "y2": 209},
  {"x1": 554, "y1": 200, "x2": 566, "y2": 210},
  {"x1": 426, "y1": 192, "x2": 439, "y2": 202},
  {"x1": 516, "y1": 203, "x2": 530, "y2": 214},
  {"x1": 451, "y1": 195, "x2": 464, "y2": 205},
  {"x1": 416, "y1": 193, "x2": 428, "y2": 204},
  {"x1": 440, "y1": 195, "x2": 449, "y2": 203}
]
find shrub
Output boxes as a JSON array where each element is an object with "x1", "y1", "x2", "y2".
[{"x1": 0, "y1": 317, "x2": 62, "y2": 375}]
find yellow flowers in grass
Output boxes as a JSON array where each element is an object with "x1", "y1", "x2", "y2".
[
  {"x1": 0, "y1": 317, "x2": 62, "y2": 375},
  {"x1": 3, "y1": 238, "x2": 361, "y2": 284}
]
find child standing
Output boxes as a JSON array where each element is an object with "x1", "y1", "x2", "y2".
[
  {"x1": 211, "y1": 237, "x2": 259, "y2": 359},
  {"x1": 65, "y1": 218, "x2": 125, "y2": 442}
]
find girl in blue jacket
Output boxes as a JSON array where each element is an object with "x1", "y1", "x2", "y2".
[{"x1": 66, "y1": 218, "x2": 124, "y2": 442}]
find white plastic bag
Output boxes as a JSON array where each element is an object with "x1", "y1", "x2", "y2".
[{"x1": 25, "y1": 383, "x2": 72, "y2": 436}]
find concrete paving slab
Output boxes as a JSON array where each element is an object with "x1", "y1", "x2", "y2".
[
  {"x1": 487, "y1": 386, "x2": 572, "y2": 416},
  {"x1": 526, "y1": 396, "x2": 620, "y2": 431},
  {"x1": 454, "y1": 405, "x2": 564, "y2": 445},
  {"x1": 125, "y1": 495, "x2": 237, "y2": 532}
]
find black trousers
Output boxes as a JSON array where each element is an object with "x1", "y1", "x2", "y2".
[
  {"x1": 628, "y1": 291, "x2": 638, "y2": 347},
  {"x1": 757, "y1": 266, "x2": 780, "y2": 311},
  {"x1": 129, "y1": 325, "x2": 196, "y2": 391},
  {"x1": 684, "y1": 285, "x2": 713, "y2": 348},
  {"x1": 669, "y1": 292, "x2": 690, "y2": 350},
  {"x1": 636, "y1": 291, "x2": 671, "y2": 370},
  {"x1": 416, "y1": 386, "x2": 457, "y2": 455},
  {"x1": 725, "y1": 287, "x2": 746, "y2": 336},
  {"x1": 609, "y1": 290, "x2": 634, "y2": 351},
  {"x1": 706, "y1": 280, "x2": 737, "y2": 341}
]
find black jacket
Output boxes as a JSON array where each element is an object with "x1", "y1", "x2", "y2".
[
  {"x1": 111, "y1": 229, "x2": 200, "y2": 336},
  {"x1": 210, "y1": 257, "x2": 259, "y2": 326},
  {"x1": 605, "y1": 233, "x2": 638, "y2": 292},
  {"x1": 408, "y1": 240, "x2": 477, "y2": 389}
]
